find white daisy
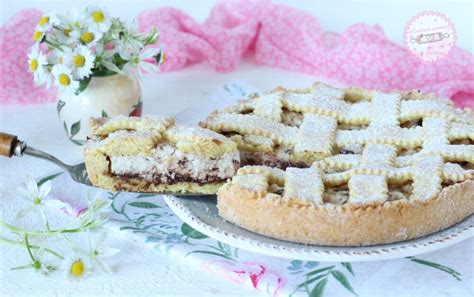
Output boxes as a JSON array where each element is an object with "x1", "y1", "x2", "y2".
[
  {"x1": 51, "y1": 64, "x2": 79, "y2": 93},
  {"x1": 86, "y1": 6, "x2": 111, "y2": 33},
  {"x1": 62, "y1": 253, "x2": 92, "y2": 280},
  {"x1": 64, "y1": 45, "x2": 95, "y2": 80},
  {"x1": 36, "y1": 12, "x2": 60, "y2": 32},
  {"x1": 32, "y1": 26, "x2": 46, "y2": 43},
  {"x1": 27, "y1": 45, "x2": 50, "y2": 86},
  {"x1": 15, "y1": 175, "x2": 73, "y2": 222},
  {"x1": 55, "y1": 25, "x2": 75, "y2": 45},
  {"x1": 71, "y1": 28, "x2": 103, "y2": 47}
]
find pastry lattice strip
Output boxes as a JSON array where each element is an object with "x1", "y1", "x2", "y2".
[
  {"x1": 203, "y1": 83, "x2": 474, "y2": 164},
  {"x1": 89, "y1": 115, "x2": 236, "y2": 158},
  {"x1": 234, "y1": 142, "x2": 473, "y2": 206}
]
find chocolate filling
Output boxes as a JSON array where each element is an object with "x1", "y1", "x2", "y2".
[
  {"x1": 241, "y1": 153, "x2": 309, "y2": 169},
  {"x1": 117, "y1": 172, "x2": 226, "y2": 186}
]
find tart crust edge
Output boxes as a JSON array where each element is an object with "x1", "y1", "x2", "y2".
[{"x1": 217, "y1": 180, "x2": 474, "y2": 246}]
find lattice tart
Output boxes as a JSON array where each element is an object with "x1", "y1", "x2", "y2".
[
  {"x1": 84, "y1": 115, "x2": 240, "y2": 194},
  {"x1": 214, "y1": 83, "x2": 474, "y2": 246}
]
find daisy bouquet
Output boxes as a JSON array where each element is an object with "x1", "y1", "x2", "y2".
[{"x1": 28, "y1": 6, "x2": 163, "y2": 94}]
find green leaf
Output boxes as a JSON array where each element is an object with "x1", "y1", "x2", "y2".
[
  {"x1": 74, "y1": 76, "x2": 92, "y2": 95},
  {"x1": 145, "y1": 236, "x2": 162, "y2": 243},
  {"x1": 101, "y1": 110, "x2": 109, "y2": 118},
  {"x1": 293, "y1": 274, "x2": 327, "y2": 292},
  {"x1": 135, "y1": 193, "x2": 157, "y2": 199},
  {"x1": 341, "y1": 262, "x2": 355, "y2": 276},
  {"x1": 181, "y1": 223, "x2": 208, "y2": 239},
  {"x1": 144, "y1": 26, "x2": 159, "y2": 45},
  {"x1": 70, "y1": 120, "x2": 81, "y2": 136},
  {"x1": 290, "y1": 260, "x2": 303, "y2": 268},
  {"x1": 407, "y1": 257, "x2": 462, "y2": 281},
  {"x1": 107, "y1": 192, "x2": 121, "y2": 200},
  {"x1": 37, "y1": 172, "x2": 63, "y2": 186},
  {"x1": 132, "y1": 100, "x2": 142, "y2": 109},
  {"x1": 119, "y1": 226, "x2": 140, "y2": 231},
  {"x1": 128, "y1": 202, "x2": 160, "y2": 209},
  {"x1": 154, "y1": 51, "x2": 162, "y2": 64},
  {"x1": 310, "y1": 278, "x2": 328, "y2": 297},
  {"x1": 186, "y1": 250, "x2": 234, "y2": 260},
  {"x1": 68, "y1": 138, "x2": 84, "y2": 146},
  {"x1": 57, "y1": 100, "x2": 65, "y2": 114},
  {"x1": 92, "y1": 66, "x2": 119, "y2": 77},
  {"x1": 330, "y1": 270, "x2": 357, "y2": 295},
  {"x1": 305, "y1": 265, "x2": 335, "y2": 277}
]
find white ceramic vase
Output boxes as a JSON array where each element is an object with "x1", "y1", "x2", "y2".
[{"x1": 57, "y1": 74, "x2": 142, "y2": 145}]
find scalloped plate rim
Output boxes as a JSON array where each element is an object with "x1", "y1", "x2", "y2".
[{"x1": 164, "y1": 195, "x2": 474, "y2": 262}]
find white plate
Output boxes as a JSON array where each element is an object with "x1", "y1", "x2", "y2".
[{"x1": 164, "y1": 195, "x2": 474, "y2": 262}]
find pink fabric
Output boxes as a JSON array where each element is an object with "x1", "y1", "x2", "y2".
[
  {"x1": 1, "y1": 1, "x2": 473, "y2": 107},
  {"x1": 0, "y1": 9, "x2": 55, "y2": 105}
]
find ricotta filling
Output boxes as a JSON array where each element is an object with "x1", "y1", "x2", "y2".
[
  {"x1": 109, "y1": 143, "x2": 239, "y2": 184},
  {"x1": 240, "y1": 147, "x2": 310, "y2": 169}
]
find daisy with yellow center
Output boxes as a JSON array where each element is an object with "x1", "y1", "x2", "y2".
[
  {"x1": 51, "y1": 64, "x2": 79, "y2": 93},
  {"x1": 63, "y1": 255, "x2": 91, "y2": 280},
  {"x1": 27, "y1": 45, "x2": 49, "y2": 86},
  {"x1": 86, "y1": 6, "x2": 111, "y2": 33},
  {"x1": 81, "y1": 31, "x2": 95, "y2": 44},
  {"x1": 36, "y1": 13, "x2": 58, "y2": 31},
  {"x1": 64, "y1": 45, "x2": 95, "y2": 79},
  {"x1": 32, "y1": 30, "x2": 45, "y2": 42},
  {"x1": 71, "y1": 28, "x2": 102, "y2": 46},
  {"x1": 55, "y1": 26, "x2": 74, "y2": 44}
]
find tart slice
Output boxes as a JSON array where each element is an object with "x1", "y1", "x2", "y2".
[{"x1": 84, "y1": 115, "x2": 240, "y2": 194}]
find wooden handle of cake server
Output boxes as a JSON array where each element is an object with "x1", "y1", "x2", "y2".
[{"x1": 0, "y1": 132, "x2": 20, "y2": 157}]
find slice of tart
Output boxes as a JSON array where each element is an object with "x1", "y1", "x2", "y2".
[{"x1": 84, "y1": 115, "x2": 240, "y2": 194}]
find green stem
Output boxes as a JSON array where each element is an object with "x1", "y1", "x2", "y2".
[
  {"x1": 0, "y1": 237, "x2": 64, "y2": 260},
  {"x1": 24, "y1": 234, "x2": 35, "y2": 262},
  {"x1": 0, "y1": 220, "x2": 24, "y2": 234},
  {"x1": 1, "y1": 220, "x2": 90, "y2": 237},
  {"x1": 40, "y1": 208, "x2": 51, "y2": 232},
  {"x1": 44, "y1": 39, "x2": 63, "y2": 52},
  {"x1": 11, "y1": 264, "x2": 34, "y2": 271}
]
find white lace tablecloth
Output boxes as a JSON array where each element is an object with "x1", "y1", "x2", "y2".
[{"x1": 0, "y1": 63, "x2": 473, "y2": 296}]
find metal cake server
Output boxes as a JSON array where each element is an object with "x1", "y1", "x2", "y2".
[{"x1": 0, "y1": 132, "x2": 212, "y2": 196}]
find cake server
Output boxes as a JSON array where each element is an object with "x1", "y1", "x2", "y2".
[{"x1": 0, "y1": 132, "x2": 212, "y2": 196}]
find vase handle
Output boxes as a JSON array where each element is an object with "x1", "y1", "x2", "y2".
[{"x1": 0, "y1": 132, "x2": 26, "y2": 157}]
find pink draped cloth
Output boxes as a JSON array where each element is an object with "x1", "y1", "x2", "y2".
[{"x1": 1, "y1": 0, "x2": 473, "y2": 107}]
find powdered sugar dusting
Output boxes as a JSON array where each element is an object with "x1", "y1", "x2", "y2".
[
  {"x1": 253, "y1": 92, "x2": 283, "y2": 121},
  {"x1": 294, "y1": 114, "x2": 336, "y2": 157},
  {"x1": 283, "y1": 167, "x2": 324, "y2": 205}
]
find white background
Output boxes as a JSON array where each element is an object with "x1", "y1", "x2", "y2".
[{"x1": 0, "y1": 1, "x2": 472, "y2": 296}]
